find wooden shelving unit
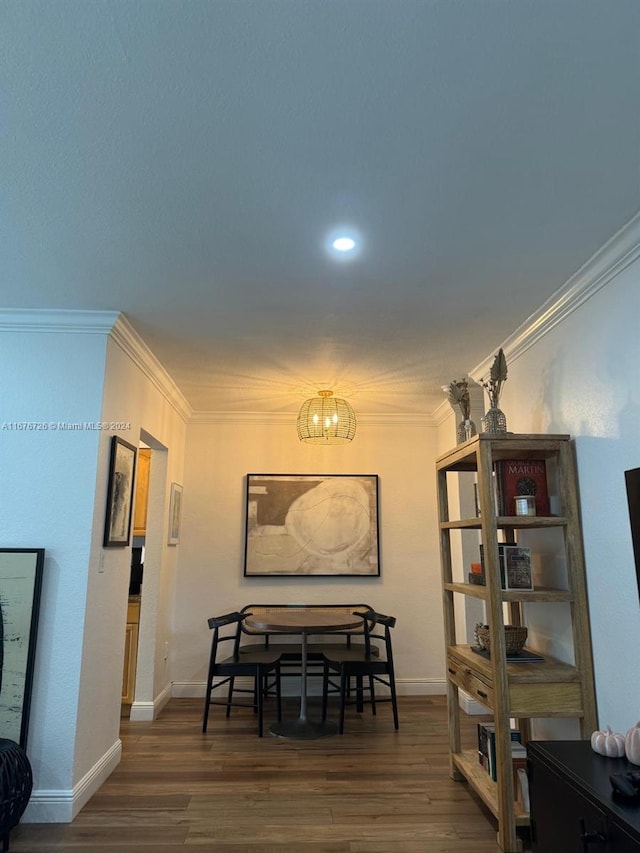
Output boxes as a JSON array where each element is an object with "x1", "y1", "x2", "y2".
[{"x1": 436, "y1": 433, "x2": 597, "y2": 852}]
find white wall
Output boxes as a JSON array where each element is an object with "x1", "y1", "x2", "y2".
[
  {"x1": 0, "y1": 317, "x2": 109, "y2": 822},
  {"x1": 0, "y1": 312, "x2": 188, "y2": 822},
  {"x1": 73, "y1": 327, "x2": 188, "y2": 806},
  {"x1": 490, "y1": 237, "x2": 640, "y2": 732},
  {"x1": 172, "y1": 416, "x2": 446, "y2": 698}
]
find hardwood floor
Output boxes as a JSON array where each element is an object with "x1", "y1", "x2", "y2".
[{"x1": 11, "y1": 696, "x2": 532, "y2": 852}]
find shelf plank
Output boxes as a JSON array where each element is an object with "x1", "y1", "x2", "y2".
[
  {"x1": 436, "y1": 433, "x2": 571, "y2": 471},
  {"x1": 440, "y1": 518, "x2": 483, "y2": 529},
  {"x1": 451, "y1": 750, "x2": 530, "y2": 827},
  {"x1": 502, "y1": 587, "x2": 573, "y2": 603},
  {"x1": 444, "y1": 582, "x2": 573, "y2": 603},
  {"x1": 449, "y1": 644, "x2": 580, "y2": 684},
  {"x1": 440, "y1": 516, "x2": 568, "y2": 530},
  {"x1": 444, "y1": 582, "x2": 488, "y2": 600}
]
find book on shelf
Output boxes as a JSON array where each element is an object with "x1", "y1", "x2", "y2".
[
  {"x1": 516, "y1": 766, "x2": 530, "y2": 812},
  {"x1": 502, "y1": 545, "x2": 533, "y2": 590},
  {"x1": 479, "y1": 543, "x2": 533, "y2": 590},
  {"x1": 494, "y1": 458, "x2": 550, "y2": 517},
  {"x1": 477, "y1": 721, "x2": 491, "y2": 774},
  {"x1": 473, "y1": 473, "x2": 501, "y2": 517},
  {"x1": 512, "y1": 754, "x2": 528, "y2": 794},
  {"x1": 477, "y1": 722, "x2": 524, "y2": 782},
  {"x1": 471, "y1": 646, "x2": 545, "y2": 663},
  {"x1": 468, "y1": 560, "x2": 485, "y2": 585},
  {"x1": 473, "y1": 482, "x2": 481, "y2": 517}
]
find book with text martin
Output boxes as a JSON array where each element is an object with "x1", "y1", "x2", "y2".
[{"x1": 495, "y1": 458, "x2": 550, "y2": 516}]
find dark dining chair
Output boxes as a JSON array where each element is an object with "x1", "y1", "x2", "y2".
[
  {"x1": 321, "y1": 609, "x2": 399, "y2": 734},
  {"x1": 201, "y1": 611, "x2": 282, "y2": 737}
]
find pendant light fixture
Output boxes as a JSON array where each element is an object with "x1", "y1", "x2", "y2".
[{"x1": 296, "y1": 390, "x2": 357, "y2": 444}]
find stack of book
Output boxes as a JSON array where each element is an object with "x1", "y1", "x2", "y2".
[
  {"x1": 468, "y1": 560, "x2": 485, "y2": 586},
  {"x1": 478, "y1": 543, "x2": 533, "y2": 590},
  {"x1": 477, "y1": 722, "x2": 527, "y2": 782}
]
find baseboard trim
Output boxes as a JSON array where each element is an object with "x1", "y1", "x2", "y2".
[
  {"x1": 23, "y1": 739, "x2": 122, "y2": 823},
  {"x1": 172, "y1": 678, "x2": 446, "y2": 699},
  {"x1": 396, "y1": 678, "x2": 446, "y2": 696},
  {"x1": 128, "y1": 683, "x2": 173, "y2": 721}
]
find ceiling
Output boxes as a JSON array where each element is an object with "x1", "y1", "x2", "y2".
[{"x1": 2, "y1": 0, "x2": 640, "y2": 416}]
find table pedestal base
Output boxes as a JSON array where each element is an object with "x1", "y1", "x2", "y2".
[{"x1": 270, "y1": 718, "x2": 338, "y2": 740}]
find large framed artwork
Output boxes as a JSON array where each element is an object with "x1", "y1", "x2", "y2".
[
  {"x1": 0, "y1": 548, "x2": 45, "y2": 748},
  {"x1": 103, "y1": 436, "x2": 137, "y2": 547},
  {"x1": 244, "y1": 474, "x2": 380, "y2": 577}
]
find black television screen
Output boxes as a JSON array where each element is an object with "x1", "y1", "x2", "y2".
[{"x1": 624, "y1": 467, "x2": 640, "y2": 604}]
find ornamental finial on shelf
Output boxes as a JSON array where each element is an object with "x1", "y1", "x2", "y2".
[{"x1": 481, "y1": 348, "x2": 508, "y2": 408}]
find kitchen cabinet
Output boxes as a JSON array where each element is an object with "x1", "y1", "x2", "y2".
[
  {"x1": 133, "y1": 448, "x2": 151, "y2": 537},
  {"x1": 122, "y1": 596, "x2": 140, "y2": 707}
]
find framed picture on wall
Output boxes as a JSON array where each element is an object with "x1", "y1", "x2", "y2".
[
  {"x1": 103, "y1": 436, "x2": 137, "y2": 547},
  {"x1": 625, "y1": 467, "x2": 640, "y2": 604},
  {"x1": 168, "y1": 482, "x2": 183, "y2": 545},
  {"x1": 0, "y1": 548, "x2": 45, "y2": 748},
  {"x1": 244, "y1": 473, "x2": 380, "y2": 577}
]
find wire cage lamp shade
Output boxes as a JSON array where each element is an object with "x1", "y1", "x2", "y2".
[{"x1": 297, "y1": 391, "x2": 357, "y2": 444}]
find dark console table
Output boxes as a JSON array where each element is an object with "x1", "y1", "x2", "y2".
[{"x1": 528, "y1": 740, "x2": 640, "y2": 852}]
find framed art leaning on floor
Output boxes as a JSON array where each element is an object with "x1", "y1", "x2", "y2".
[
  {"x1": 244, "y1": 473, "x2": 380, "y2": 577},
  {"x1": 0, "y1": 548, "x2": 44, "y2": 748}
]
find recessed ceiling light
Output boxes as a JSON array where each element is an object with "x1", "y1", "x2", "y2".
[
  {"x1": 332, "y1": 236, "x2": 356, "y2": 252},
  {"x1": 326, "y1": 228, "x2": 362, "y2": 261}
]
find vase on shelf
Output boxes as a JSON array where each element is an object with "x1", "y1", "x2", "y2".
[
  {"x1": 481, "y1": 407, "x2": 507, "y2": 435},
  {"x1": 456, "y1": 418, "x2": 477, "y2": 444},
  {"x1": 480, "y1": 348, "x2": 508, "y2": 435}
]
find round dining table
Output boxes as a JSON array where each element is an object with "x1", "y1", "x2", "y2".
[{"x1": 243, "y1": 608, "x2": 364, "y2": 739}]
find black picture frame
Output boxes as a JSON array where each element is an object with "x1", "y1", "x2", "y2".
[
  {"x1": 0, "y1": 548, "x2": 45, "y2": 748},
  {"x1": 625, "y1": 467, "x2": 640, "y2": 604},
  {"x1": 244, "y1": 473, "x2": 381, "y2": 577},
  {"x1": 103, "y1": 436, "x2": 137, "y2": 547},
  {"x1": 168, "y1": 482, "x2": 183, "y2": 545}
]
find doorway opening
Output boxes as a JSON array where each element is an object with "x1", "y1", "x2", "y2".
[{"x1": 121, "y1": 431, "x2": 169, "y2": 721}]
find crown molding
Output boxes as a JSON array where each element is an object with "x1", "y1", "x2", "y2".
[
  {"x1": 189, "y1": 411, "x2": 436, "y2": 427},
  {"x1": 0, "y1": 308, "x2": 120, "y2": 333},
  {"x1": 0, "y1": 308, "x2": 192, "y2": 422},
  {"x1": 110, "y1": 315, "x2": 192, "y2": 422},
  {"x1": 359, "y1": 412, "x2": 436, "y2": 427},
  {"x1": 469, "y1": 210, "x2": 640, "y2": 381},
  {"x1": 190, "y1": 411, "x2": 295, "y2": 426},
  {"x1": 433, "y1": 399, "x2": 454, "y2": 427}
]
